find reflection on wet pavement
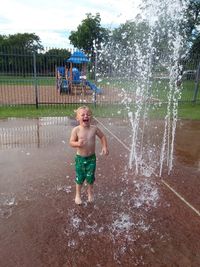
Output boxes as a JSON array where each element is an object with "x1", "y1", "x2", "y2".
[
  {"x1": 175, "y1": 120, "x2": 200, "y2": 169},
  {"x1": 0, "y1": 117, "x2": 73, "y2": 149},
  {"x1": 1, "y1": 118, "x2": 199, "y2": 168}
]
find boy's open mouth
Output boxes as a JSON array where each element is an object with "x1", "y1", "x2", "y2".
[{"x1": 83, "y1": 119, "x2": 89, "y2": 122}]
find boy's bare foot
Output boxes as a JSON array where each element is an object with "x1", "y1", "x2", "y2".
[
  {"x1": 88, "y1": 194, "x2": 94, "y2": 203},
  {"x1": 75, "y1": 196, "x2": 82, "y2": 205}
]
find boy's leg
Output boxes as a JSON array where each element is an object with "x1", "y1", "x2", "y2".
[
  {"x1": 86, "y1": 155, "x2": 96, "y2": 202},
  {"x1": 87, "y1": 184, "x2": 94, "y2": 202},
  {"x1": 75, "y1": 184, "x2": 82, "y2": 205}
]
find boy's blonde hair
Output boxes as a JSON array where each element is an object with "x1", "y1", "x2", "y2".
[{"x1": 74, "y1": 106, "x2": 92, "y2": 116}]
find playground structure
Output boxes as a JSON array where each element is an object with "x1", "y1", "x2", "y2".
[{"x1": 56, "y1": 51, "x2": 102, "y2": 96}]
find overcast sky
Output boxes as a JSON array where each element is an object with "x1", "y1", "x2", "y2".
[{"x1": 0, "y1": 0, "x2": 141, "y2": 48}]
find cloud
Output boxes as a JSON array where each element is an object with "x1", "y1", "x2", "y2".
[{"x1": 0, "y1": 0, "x2": 141, "y2": 48}]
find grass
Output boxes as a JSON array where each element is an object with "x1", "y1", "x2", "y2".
[
  {"x1": 0, "y1": 104, "x2": 129, "y2": 119},
  {"x1": 148, "y1": 102, "x2": 200, "y2": 120},
  {"x1": 98, "y1": 77, "x2": 198, "y2": 103},
  {"x1": 0, "y1": 105, "x2": 76, "y2": 118},
  {"x1": 176, "y1": 102, "x2": 200, "y2": 120},
  {"x1": 0, "y1": 102, "x2": 199, "y2": 120}
]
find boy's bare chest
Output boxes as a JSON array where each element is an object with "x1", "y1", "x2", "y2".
[{"x1": 77, "y1": 127, "x2": 96, "y2": 140}]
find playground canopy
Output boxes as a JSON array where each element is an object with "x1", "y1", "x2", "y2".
[{"x1": 65, "y1": 51, "x2": 89, "y2": 64}]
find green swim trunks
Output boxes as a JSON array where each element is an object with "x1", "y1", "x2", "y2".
[{"x1": 75, "y1": 154, "x2": 96, "y2": 185}]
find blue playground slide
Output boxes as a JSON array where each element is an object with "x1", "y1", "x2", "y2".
[{"x1": 86, "y1": 80, "x2": 103, "y2": 94}]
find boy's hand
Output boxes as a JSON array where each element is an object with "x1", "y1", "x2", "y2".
[
  {"x1": 78, "y1": 138, "x2": 86, "y2": 147},
  {"x1": 101, "y1": 147, "x2": 109, "y2": 155}
]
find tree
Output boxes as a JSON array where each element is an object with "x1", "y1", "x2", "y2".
[
  {"x1": 184, "y1": 0, "x2": 200, "y2": 39},
  {"x1": 98, "y1": 20, "x2": 151, "y2": 77},
  {"x1": 0, "y1": 33, "x2": 44, "y2": 76},
  {"x1": 0, "y1": 33, "x2": 43, "y2": 52},
  {"x1": 184, "y1": 0, "x2": 200, "y2": 55},
  {"x1": 190, "y1": 33, "x2": 200, "y2": 54},
  {"x1": 40, "y1": 48, "x2": 71, "y2": 74},
  {"x1": 69, "y1": 13, "x2": 108, "y2": 53}
]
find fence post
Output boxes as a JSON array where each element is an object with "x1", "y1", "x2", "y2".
[
  {"x1": 94, "y1": 49, "x2": 98, "y2": 108},
  {"x1": 193, "y1": 62, "x2": 200, "y2": 103},
  {"x1": 33, "y1": 52, "x2": 39, "y2": 109}
]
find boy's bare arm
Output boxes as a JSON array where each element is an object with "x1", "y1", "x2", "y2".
[
  {"x1": 96, "y1": 127, "x2": 109, "y2": 155},
  {"x1": 69, "y1": 127, "x2": 85, "y2": 148},
  {"x1": 100, "y1": 135, "x2": 109, "y2": 155},
  {"x1": 69, "y1": 128, "x2": 78, "y2": 147}
]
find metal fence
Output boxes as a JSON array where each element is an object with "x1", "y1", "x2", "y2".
[{"x1": 0, "y1": 46, "x2": 199, "y2": 108}]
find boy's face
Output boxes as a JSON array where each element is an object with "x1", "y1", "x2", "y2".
[{"x1": 76, "y1": 108, "x2": 92, "y2": 127}]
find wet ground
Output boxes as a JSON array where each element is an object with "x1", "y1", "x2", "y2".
[{"x1": 0, "y1": 117, "x2": 200, "y2": 267}]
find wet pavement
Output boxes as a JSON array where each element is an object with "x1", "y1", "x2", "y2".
[{"x1": 0, "y1": 117, "x2": 200, "y2": 267}]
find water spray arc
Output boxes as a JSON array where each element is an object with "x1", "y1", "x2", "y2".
[{"x1": 98, "y1": 0, "x2": 188, "y2": 177}]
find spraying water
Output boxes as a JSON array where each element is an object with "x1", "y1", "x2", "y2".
[{"x1": 97, "y1": 0, "x2": 189, "y2": 177}]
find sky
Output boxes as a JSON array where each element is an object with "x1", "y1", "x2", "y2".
[{"x1": 0, "y1": 0, "x2": 141, "y2": 49}]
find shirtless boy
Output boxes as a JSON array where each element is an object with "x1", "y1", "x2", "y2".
[{"x1": 69, "y1": 106, "x2": 109, "y2": 205}]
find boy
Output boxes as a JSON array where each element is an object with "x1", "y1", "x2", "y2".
[{"x1": 69, "y1": 106, "x2": 109, "y2": 205}]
